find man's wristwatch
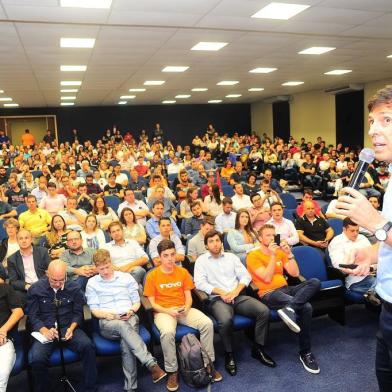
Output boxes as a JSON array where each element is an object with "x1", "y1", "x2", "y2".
[{"x1": 375, "y1": 221, "x2": 392, "y2": 241}]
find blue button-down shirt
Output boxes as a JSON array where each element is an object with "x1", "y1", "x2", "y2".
[
  {"x1": 146, "y1": 216, "x2": 181, "y2": 239},
  {"x1": 26, "y1": 277, "x2": 85, "y2": 331},
  {"x1": 86, "y1": 271, "x2": 139, "y2": 314}
]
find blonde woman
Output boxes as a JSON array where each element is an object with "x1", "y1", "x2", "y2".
[
  {"x1": 44, "y1": 215, "x2": 70, "y2": 259},
  {"x1": 81, "y1": 214, "x2": 106, "y2": 250},
  {"x1": 119, "y1": 207, "x2": 146, "y2": 245},
  {"x1": 0, "y1": 218, "x2": 20, "y2": 268}
]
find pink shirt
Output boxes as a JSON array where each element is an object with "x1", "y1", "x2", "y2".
[
  {"x1": 40, "y1": 194, "x2": 67, "y2": 215},
  {"x1": 21, "y1": 249, "x2": 38, "y2": 284}
]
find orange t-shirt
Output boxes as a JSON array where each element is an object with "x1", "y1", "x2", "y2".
[
  {"x1": 21, "y1": 133, "x2": 35, "y2": 146},
  {"x1": 247, "y1": 249, "x2": 288, "y2": 297},
  {"x1": 143, "y1": 266, "x2": 194, "y2": 308}
]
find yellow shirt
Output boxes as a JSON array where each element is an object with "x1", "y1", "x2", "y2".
[{"x1": 19, "y1": 208, "x2": 52, "y2": 237}]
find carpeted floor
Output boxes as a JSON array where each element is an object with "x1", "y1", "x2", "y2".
[{"x1": 9, "y1": 305, "x2": 380, "y2": 392}]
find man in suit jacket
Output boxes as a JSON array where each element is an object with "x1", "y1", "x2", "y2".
[{"x1": 7, "y1": 229, "x2": 50, "y2": 299}]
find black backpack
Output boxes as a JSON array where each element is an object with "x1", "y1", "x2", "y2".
[{"x1": 177, "y1": 333, "x2": 214, "y2": 388}]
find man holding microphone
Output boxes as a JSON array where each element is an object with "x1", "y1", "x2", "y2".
[{"x1": 336, "y1": 86, "x2": 392, "y2": 392}]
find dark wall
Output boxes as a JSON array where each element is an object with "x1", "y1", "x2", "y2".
[
  {"x1": 273, "y1": 101, "x2": 290, "y2": 141},
  {"x1": 335, "y1": 91, "x2": 364, "y2": 149},
  {"x1": 0, "y1": 104, "x2": 251, "y2": 145}
]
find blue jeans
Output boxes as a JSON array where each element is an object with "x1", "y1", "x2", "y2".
[
  {"x1": 376, "y1": 303, "x2": 392, "y2": 391},
  {"x1": 349, "y1": 275, "x2": 376, "y2": 295},
  {"x1": 29, "y1": 328, "x2": 97, "y2": 392},
  {"x1": 262, "y1": 278, "x2": 321, "y2": 353}
]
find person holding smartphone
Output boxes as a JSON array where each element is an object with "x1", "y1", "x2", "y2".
[
  {"x1": 144, "y1": 239, "x2": 222, "y2": 392},
  {"x1": 247, "y1": 224, "x2": 321, "y2": 374}
]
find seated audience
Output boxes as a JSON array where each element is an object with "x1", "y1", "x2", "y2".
[
  {"x1": 104, "y1": 172, "x2": 124, "y2": 198},
  {"x1": 85, "y1": 174, "x2": 103, "y2": 198},
  {"x1": 0, "y1": 273, "x2": 24, "y2": 390},
  {"x1": 296, "y1": 202, "x2": 334, "y2": 251},
  {"x1": 187, "y1": 217, "x2": 215, "y2": 262},
  {"x1": 39, "y1": 182, "x2": 67, "y2": 216},
  {"x1": 215, "y1": 197, "x2": 236, "y2": 234},
  {"x1": 59, "y1": 196, "x2": 87, "y2": 231},
  {"x1": 231, "y1": 183, "x2": 253, "y2": 211},
  {"x1": 296, "y1": 189, "x2": 323, "y2": 218},
  {"x1": 76, "y1": 183, "x2": 94, "y2": 214},
  {"x1": 118, "y1": 189, "x2": 150, "y2": 226},
  {"x1": 300, "y1": 153, "x2": 322, "y2": 196},
  {"x1": 27, "y1": 260, "x2": 97, "y2": 392},
  {"x1": 203, "y1": 184, "x2": 223, "y2": 217},
  {"x1": 19, "y1": 195, "x2": 52, "y2": 244},
  {"x1": 328, "y1": 218, "x2": 376, "y2": 295},
  {"x1": 220, "y1": 160, "x2": 236, "y2": 182},
  {"x1": 93, "y1": 196, "x2": 118, "y2": 231},
  {"x1": 267, "y1": 203, "x2": 299, "y2": 246},
  {"x1": 43, "y1": 214, "x2": 69, "y2": 259},
  {"x1": 194, "y1": 230, "x2": 274, "y2": 376},
  {"x1": 179, "y1": 187, "x2": 202, "y2": 219},
  {"x1": 5, "y1": 176, "x2": 27, "y2": 207},
  {"x1": 103, "y1": 222, "x2": 148, "y2": 284},
  {"x1": 258, "y1": 180, "x2": 282, "y2": 208},
  {"x1": 7, "y1": 229, "x2": 50, "y2": 299},
  {"x1": 0, "y1": 218, "x2": 20, "y2": 269},
  {"x1": 247, "y1": 224, "x2": 321, "y2": 374},
  {"x1": 146, "y1": 201, "x2": 181, "y2": 239},
  {"x1": 81, "y1": 215, "x2": 106, "y2": 250},
  {"x1": 148, "y1": 217, "x2": 185, "y2": 267},
  {"x1": 61, "y1": 230, "x2": 96, "y2": 290},
  {"x1": 184, "y1": 201, "x2": 206, "y2": 237},
  {"x1": 243, "y1": 172, "x2": 260, "y2": 196},
  {"x1": 120, "y1": 207, "x2": 147, "y2": 245},
  {"x1": 249, "y1": 193, "x2": 271, "y2": 231},
  {"x1": 0, "y1": 198, "x2": 16, "y2": 221},
  {"x1": 86, "y1": 249, "x2": 166, "y2": 391},
  {"x1": 148, "y1": 186, "x2": 177, "y2": 219},
  {"x1": 227, "y1": 209, "x2": 257, "y2": 264},
  {"x1": 31, "y1": 176, "x2": 48, "y2": 204},
  {"x1": 144, "y1": 239, "x2": 221, "y2": 391}
]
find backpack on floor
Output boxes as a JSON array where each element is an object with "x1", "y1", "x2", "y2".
[{"x1": 177, "y1": 333, "x2": 214, "y2": 388}]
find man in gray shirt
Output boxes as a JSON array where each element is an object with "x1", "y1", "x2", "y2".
[
  {"x1": 61, "y1": 230, "x2": 96, "y2": 291},
  {"x1": 187, "y1": 216, "x2": 215, "y2": 262}
]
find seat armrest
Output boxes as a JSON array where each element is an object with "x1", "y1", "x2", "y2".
[
  {"x1": 139, "y1": 292, "x2": 153, "y2": 312},
  {"x1": 18, "y1": 315, "x2": 27, "y2": 333},
  {"x1": 192, "y1": 289, "x2": 208, "y2": 302},
  {"x1": 83, "y1": 305, "x2": 92, "y2": 322}
]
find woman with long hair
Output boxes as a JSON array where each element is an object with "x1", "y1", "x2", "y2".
[
  {"x1": 243, "y1": 172, "x2": 260, "y2": 195},
  {"x1": 92, "y1": 196, "x2": 118, "y2": 231},
  {"x1": 120, "y1": 208, "x2": 146, "y2": 245},
  {"x1": 180, "y1": 186, "x2": 204, "y2": 219},
  {"x1": 44, "y1": 214, "x2": 69, "y2": 259},
  {"x1": 81, "y1": 214, "x2": 106, "y2": 250},
  {"x1": 203, "y1": 184, "x2": 223, "y2": 217},
  {"x1": 220, "y1": 160, "x2": 236, "y2": 182},
  {"x1": 0, "y1": 218, "x2": 20, "y2": 269},
  {"x1": 227, "y1": 208, "x2": 257, "y2": 264}
]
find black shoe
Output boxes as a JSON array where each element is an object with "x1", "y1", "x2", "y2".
[
  {"x1": 364, "y1": 290, "x2": 381, "y2": 307},
  {"x1": 299, "y1": 352, "x2": 320, "y2": 374},
  {"x1": 251, "y1": 346, "x2": 276, "y2": 368},
  {"x1": 224, "y1": 352, "x2": 237, "y2": 376},
  {"x1": 277, "y1": 306, "x2": 301, "y2": 333}
]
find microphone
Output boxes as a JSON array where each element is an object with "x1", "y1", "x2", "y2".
[{"x1": 348, "y1": 148, "x2": 375, "y2": 190}]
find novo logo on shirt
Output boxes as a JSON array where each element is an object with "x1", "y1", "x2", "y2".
[{"x1": 159, "y1": 282, "x2": 182, "y2": 289}]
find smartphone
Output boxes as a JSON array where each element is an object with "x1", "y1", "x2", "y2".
[
  {"x1": 119, "y1": 312, "x2": 127, "y2": 317},
  {"x1": 274, "y1": 234, "x2": 280, "y2": 245},
  {"x1": 339, "y1": 264, "x2": 358, "y2": 269},
  {"x1": 177, "y1": 307, "x2": 185, "y2": 314}
]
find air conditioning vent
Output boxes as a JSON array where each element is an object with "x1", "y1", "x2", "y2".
[
  {"x1": 263, "y1": 95, "x2": 292, "y2": 104},
  {"x1": 325, "y1": 84, "x2": 364, "y2": 95}
]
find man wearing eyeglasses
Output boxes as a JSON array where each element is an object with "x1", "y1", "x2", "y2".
[{"x1": 27, "y1": 259, "x2": 97, "y2": 392}]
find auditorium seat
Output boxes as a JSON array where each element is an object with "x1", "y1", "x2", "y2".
[
  {"x1": 327, "y1": 218, "x2": 343, "y2": 236},
  {"x1": 280, "y1": 193, "x2": 298, "y2": 209}
]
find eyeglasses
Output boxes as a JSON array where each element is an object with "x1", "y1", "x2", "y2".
[{"x1": 48, "y1": 276, "x2": 66, "y2": 284}]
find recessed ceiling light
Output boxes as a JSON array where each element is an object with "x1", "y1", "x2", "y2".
[
  {"x1": 162, "y1": 100, "x2": 176, "y2": 104},
  {"x1": 226, "y1": 94, "x2": 242, "y2": 98},
  {"x1": 61, "y1": 89, "x2": 78, "y2": 93},
  {"x1": 61, "y1": 102, "x2": 74, "y2": 106},
  {"x1": 387, "y1": 55, "x2": 392, "y2": 58},
  {"x1": 118, "y1": 101, "x2": 127, "y2": 105},
  {"x1": 0, "y1": 90, "x2": 4, "y2": 93},
  {"x1": 249, "y1": 67, "x2": 277, "y2": 74},
  {"x1": 217, "y1": 81, "x2": 239, "y2": 86},
  {"x1": 208, "y1": 100, "x2": 222, "y2": 103},
  {"x1": 129, "y1": 88, "x2": 146, "y2": 92},
  {"x1": 3, "y1": 103, "x2": 18, "y2": 107},
  {"x1": 282, "y1": 81, "x2": 304, "y2": 86},
  {"x1": 192, "y1": 88, "x2": 208, "y2": 92},
  {"x1": 60, "y1": 81, "x2": 82, "y2": 86},
  {"x1": 191, "y1": 42, "x2": 228, "y2": 51},
  {"x1": 60, "y1": 0, "x2": 112, "y2": 9},
  {"x1": 120, "y1": 95, "x2": 136, "y2": 99},
  {"x1": 252, "y1": 2, "x2": 310, "y2": 20},
  {"x1": 248, "y1": 88, "x2": 265, "y2": 92},
  {"x1": 60, "y1": 65, "x2": 87, "y2": 72},
  {"x1": 0, "y1": 97, "x2": 12, "y2": 102},
  {"x1": 61, "y1": 96, "x2": 76, "y2": 100},
  {"x1": 175, "y1": 95, "x2": 191, "y2": 99},
  {"x1": 60, "y1": 38, "x2": 95, "y2": 48},
  {"x1": 144, "y1": 81, "x2": 165, "y2": 86},
  {"x1": 299, "y1": 47, "x2": 335, "y2": 55},
  {"x1": 324, "y1": 69, "x2": 352, "y2": 75},
  {"x1": 162, "y1": 66, "x2": 189, "y2": 73}
]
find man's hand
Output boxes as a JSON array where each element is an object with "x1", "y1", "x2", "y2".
[
  {"x1": 63, "y1": 328, "x2": 73, "y2": 341},
  {"x1": 280, "y1": 240, "x2": 291, "y2": 254},
  {"x1": 40, "y1": 327, "x2": 58, "y2": 341},
  {"x1": 74, "y1": 265, "x2": 92, "y2": 277},
  {"x1": 314, "y1": 240, "x2": 328, "y2": 248},
  {"x1": 0, "y1": 329, "x2": 7, "y2": 346},
  {"x1": 167, "y1": 307, "x2": 181, "y2": 317},
  {"x1": 340, "y1": 248, "x2": 371, "y2": 276},
  {"x1": 267, "y1": 241, "x2": 279, "y2": 255},
  {"x1": 119, "y1": 310, "x2": 135, "y2": 321}
]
